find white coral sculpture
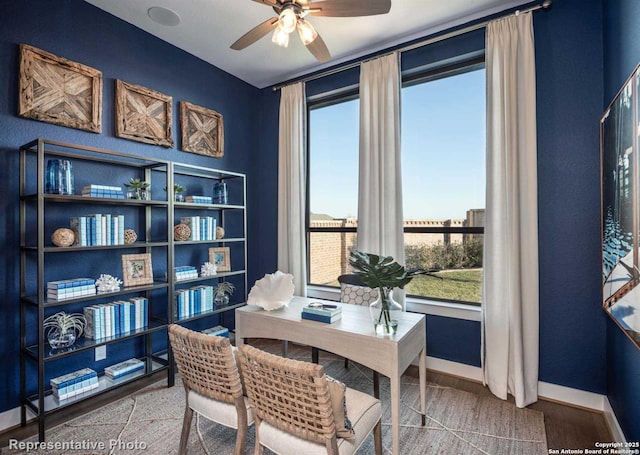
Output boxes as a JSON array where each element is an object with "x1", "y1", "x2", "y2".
[
  {"x1": 95, "y1": 274, "x2": 123, "y2": 293},
  {"x1": 247, "y1": 270, "x2": 295, "y2": 311},
  {"x1": 201, "y1": 262, "x2": 217, "y2": 277}
]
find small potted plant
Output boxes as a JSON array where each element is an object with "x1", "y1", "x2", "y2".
[
  {"x1": 164, "y1": 183, "x2": 186, "y2": 202},
  {"x1": 43, "y1": 311, "x2": 87, "y2": 349},
  {"x1": 124, "y1": 178, "x2": 150, "y2": 200},
  {"x1": 349, "y1": 250, "x2": 423, "y2": 335},
  {"x1": 214, "y1": 281, "x2": 235, "y2": 307}
]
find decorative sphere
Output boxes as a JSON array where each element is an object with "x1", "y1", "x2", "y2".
[
  {"x1": 51, "y1": 228, "x2": 75, "y2": 247},
  {"x1": 174, "y1": 223, "x2": 191, "y2": 241},
  {"x1": 216, "y1": 226, "x2": 225, "y2": 239},
  {"x1": 124, "y1": 229, "x2": 137, "y2": 244}
]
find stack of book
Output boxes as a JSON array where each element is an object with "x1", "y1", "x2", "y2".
[
  {"x1": 202, "y1": 325, "x2": 229, "y2": 337},
  {"x1": 81, "y1": 184, "x2": 124, "y2": 199},
  {"x1": 104, "y1": 358, "x2": 145, "y2": 380},
  {"x1": 185, "y1": 195, "x2": 212, "y2": 204},
  {"x1": 301, "y1": 303, "x2": 343, "y2": 324},
  {"x1": 51, "y1": 368, "x2": 98, "y2": 401},
  {"x1": 47, "y1": 278, "x2": 96, "y2": 301},
  {"x1": 179, "y1": 216, "x2": 216, "y2": 241},
  {"x1": 83, "y1": 297, "x2": 148, "y2": 340},
  {"x1": 174, "y1": 266, "x2": 198, "y2": 281},
  {"x1": 175, "y1": 285, "x2": 215, "y2": 320},
  {"x1": 70, "y1": 214, "x2": 125, "y2": 246}
]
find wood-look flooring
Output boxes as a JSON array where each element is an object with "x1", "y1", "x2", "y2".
[{"x1": 0, "y1": 343, "x2": 611, "y2": 452}]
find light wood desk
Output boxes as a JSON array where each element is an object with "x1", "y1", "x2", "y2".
[{"x1": 236, "y1": 296, "x2": 426, "y2": 455}]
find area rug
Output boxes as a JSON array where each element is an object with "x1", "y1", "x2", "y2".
[{"x1": 3, "y1": 345, "x2": 547, "y2": 454}]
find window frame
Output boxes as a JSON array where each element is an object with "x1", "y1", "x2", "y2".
[{"x1": 304, "y1": 55, "x2": 485, "y2": 315}]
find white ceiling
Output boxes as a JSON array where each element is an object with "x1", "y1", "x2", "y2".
[{"x1": 84, "y1": 0, "x2": 531, "y2": 89}]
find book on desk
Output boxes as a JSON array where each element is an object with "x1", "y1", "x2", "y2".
[{"x1": 301, "y1": 303, "x2": 342, "y2": 323}]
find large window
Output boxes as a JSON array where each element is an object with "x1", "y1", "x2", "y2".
[
  {"x1": 307, "y1": 96, "x2": 359, "y2": 286},
  {"x1": 306, "y1": 61, "x2": 485, "y2": 305},
  {"x1": 402, "y1": 65, "x2": 485, "y2": 305}
]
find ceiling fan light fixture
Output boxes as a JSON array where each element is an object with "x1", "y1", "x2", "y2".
[
  {"x1": 296, "y1": 19, "x2": 318, "y2": 45},
  {"x1": 278, "y1": 8, "x2": 298, "y2": 34},
  {"x1": 272, "y1": 25, "x2": 290, "y2": 48}
]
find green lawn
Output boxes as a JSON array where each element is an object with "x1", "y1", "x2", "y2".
[{"x1": 406, "y1": 269, "x2": 482, "y2": 304}]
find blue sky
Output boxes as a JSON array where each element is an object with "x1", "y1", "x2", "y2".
[{"x1": 309, "y1": 68, "x2": 485, "y2": 220}]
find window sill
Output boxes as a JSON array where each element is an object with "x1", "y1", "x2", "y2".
[{"x1": 306, "y1": 285, "x2": 482, "y2": 322}]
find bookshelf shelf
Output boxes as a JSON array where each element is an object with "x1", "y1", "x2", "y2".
[
  {"x1": 19, "y1": 139, "x2": 247, "y2": 441},
  {"x1": 24, "y1": 357, "x2": 167, "y2": 415}
]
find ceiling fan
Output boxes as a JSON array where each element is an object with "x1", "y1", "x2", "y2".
[{"x1": 230, "y1": 0, "x2": 392, "y2": 62}]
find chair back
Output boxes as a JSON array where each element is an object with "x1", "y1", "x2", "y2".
[
  {"x1": 168, "y1": 324, "x2": 243, "y2": 404},
  {"x1": 239, "y1": 344, "x2": 337, "y2": 446},
  {"x1": 338, "y1": 274, "x2": 379, "y2": 306}
]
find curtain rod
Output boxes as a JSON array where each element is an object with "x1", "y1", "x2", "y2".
[{"x1": 272, "y1": 0, "x2": 551, "y2": 91}]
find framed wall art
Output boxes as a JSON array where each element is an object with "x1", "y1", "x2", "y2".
[
  {"x1": 209, "y1": 247, "x2": 230, "y2": 272},
  {"x1": 115, "y1": 80, "x2": 173, "y2": 147},
  {"x1": 180, "y1": 101, "x2": 224, "y2": 158},
  {"x1": 121, "y1": 253, "x2": 154, "y2": 287},
  {"x1": 18, "y1": 44, "x2": 102, "y2": 133},
  {"x1": 601, "y1": 62, "x2": 640, "y2": 349}
]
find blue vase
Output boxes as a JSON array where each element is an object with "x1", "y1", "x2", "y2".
[
  {"x1": 45, "y1": 159, "x2": 74, "y2": 195},
  {"x1": 213, "y1": 181, "x2": 228, "y2": 204}
]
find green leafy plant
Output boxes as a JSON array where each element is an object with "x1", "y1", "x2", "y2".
[
  {"x1": 124, "y1": 178, "x2": 150, "y2": 191},
  {"x1": 349, "y1": 250, "x2": 424, "y2": 333},
  {"x1": 349, "y1": 250, "x2": 418, "y2": 291},
  {"x1": 124, "y1": 178, "x2": 150, "y2": 200},
  {"x1": 163, "y1": 183, "x2": 186, "y2": 194}
]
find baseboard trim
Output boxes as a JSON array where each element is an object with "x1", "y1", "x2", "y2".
[
  {"x1": 603, "y1": 397, "x2": 627, "y2": 443},
  {"x1": 0, "y1": 407, "x2": 27, "y2": 435},
  {"x1": 425, "y1": 355, "x2": 626, "y2": 442}
]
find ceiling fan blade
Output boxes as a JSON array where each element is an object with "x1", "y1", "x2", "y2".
[
  {"x1": 306, "y1": 0, "x2": 391, "y2": 17},
  {"x1": 251, "y1": 0, "x2": 279, "y2": 6},
  {"x1": 230, "y1": 17, "x2": 278, "y2": 50},
  {"x1": 305, "y1": 32, "x2": 330, "y2": 62}
]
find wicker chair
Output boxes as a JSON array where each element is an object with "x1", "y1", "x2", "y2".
[
  {"x1": 168, "y1": 324, "x2": 254, "y2": 455},
  {"x1": 239, "y1": 344, "x2": 382, "y2": 455}
]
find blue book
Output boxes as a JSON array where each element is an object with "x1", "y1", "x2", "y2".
[
  {"x1": 142, "y1": 297, "x2": 148, "y2": 327},
  {"x1": 301, "y1": 312, "x2": 342, "y2": 324},
  {"x1": 118, "y1": 302, "x2": 125, "y2": 335},
  {"x1": 115, "y1": 302, "x2": 121, "y2": 335},
  {"x1": 118, "y1": 215, "x2": 125, "y2": 244}
]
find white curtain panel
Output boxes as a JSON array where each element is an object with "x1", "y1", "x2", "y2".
[
  {"x1": 357, "y1": 53, "x2": 405, "y2": 297},
  {"x1": 277, "y1": 82, "x2": 307, "y2": 296},
  {"x1": 483, "y1": 12, "x2": 539, "y2": 408}
]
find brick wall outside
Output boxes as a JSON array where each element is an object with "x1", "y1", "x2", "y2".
[{"x1": 308, "y1": 210, "x2": 484, "y2": 285}]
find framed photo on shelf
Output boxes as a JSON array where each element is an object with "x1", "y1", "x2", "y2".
[
  {"x1": 121, "y1": 253, "x2": 154, "y2": 287},
  {"x1": 209, "y1": 247, "x2": 230, "y2": 272}
]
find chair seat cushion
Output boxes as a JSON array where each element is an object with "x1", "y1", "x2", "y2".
[
  {"x1": 189, "y1": 390, "x2": 254, "y2": 428},
  {"x1": 257, "y1": 387, "x2": 381, "y2": 455}
]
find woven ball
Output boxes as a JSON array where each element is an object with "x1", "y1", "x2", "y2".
[
  {"x1": 174, "y1": 223, "x2": 191, "y2": 241},
  {"x1": 124, "y1": 229, "x2": 137, "y2": 244},
  {"x1": 216, "y1": 225, "x2": 225, "y2": 239},
  {"x1": 51, "y1": 228, "x2": 75, "y2": 247}
]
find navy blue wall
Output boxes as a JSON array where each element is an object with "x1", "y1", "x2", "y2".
[
  {"x1": 258, "y1": 0, "x2": 610, "y2": 390},
  {"x1": 603, "y1": 0, "x2": 640, "y2": 441},
  {"x1": 0, "y1": 0, "x2": 627, "y2": 422},
  {"x1": 535, "y1": 0, "x2": 606, "y2": 393},
  {"x1": 0, "y1": 0, "x2": 260, "y2": 412}
]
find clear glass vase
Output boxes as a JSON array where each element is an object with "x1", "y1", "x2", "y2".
[
  {"x1": 47, "y1": 328, "x2": 77, "y2": 349},
  {"x1": 369, "y1": 288, "x2": 402, "y2": 335}
]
